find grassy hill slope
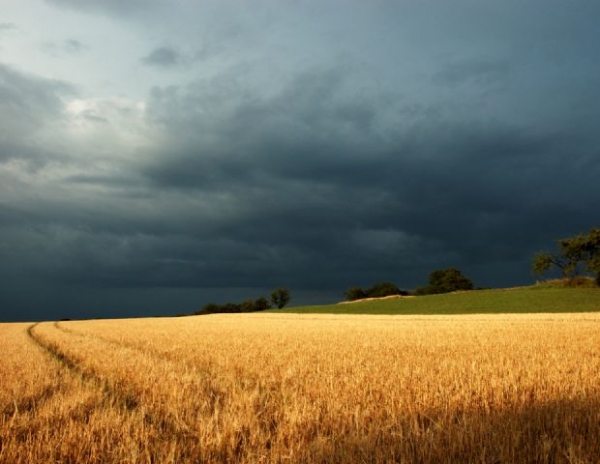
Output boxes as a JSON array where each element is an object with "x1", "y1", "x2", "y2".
[{"x1": 274, "y1": 287, "x2": 600, "y2": 315}]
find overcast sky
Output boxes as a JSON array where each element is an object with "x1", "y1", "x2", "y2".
[{"x1": 1, "y1": 0, "x2": 599, "y2": 321}]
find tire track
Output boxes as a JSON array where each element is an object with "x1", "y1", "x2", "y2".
[
  {"x1": 1, "y1": 384, "x2": 57, "y2": 418},
  {"x1": 54, "y1": 321, "x2": 213, "y2": 378},
  {"x1": 28, "y1": 323, "x2": 146, "y2": 413},
  {"x1": 53, "y1": 321, "x2": 226, "y2": 421},
  {"x1": 28, "y1": 324, "x2": 93, "y2": 382},
  {"x1": 29, "y1": 322, "x2": 200, "y2": 442},
  {"x1": 2, "y1": 325, "x2": 67, "y2": 420}
]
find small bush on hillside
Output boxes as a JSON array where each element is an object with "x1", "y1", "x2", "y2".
[
  {"x1": 254, "y1": 296, "x2": 271, "y2": 311},
  {"x1": 198, "y1": 303, "x2": 220, "y2": 314},
  {"x1": 415, "y1": 268, "x2": 474, "y2": 295},
  {"x1": 537, "y1": 277, "x2": 598, "y2": 288},
  {"x1": 240, "y1": 299, "x2": 258, "y2": 313},
  {"x1": 565, "y1": 276, "x2": 598, "y2": 287},
  {"x1": 344, "y1": 287, "x2": 368, "y2": 301},
  {"x1": 344, "y1": 282, "x2": 408, "y2": 301},
  {"x1": 221, "y1": 303, "x2": 243, "y2": 313},
  {"x1": 368, "y1": 282, "x2": 406, "y2": 298},
  {"x1": 414, "y1": 285, "x2": 438, "y2": 296}
]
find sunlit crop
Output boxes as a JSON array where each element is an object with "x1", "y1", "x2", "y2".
[{"x1": 2, "y1": 313, "x2": 600, "y2": 463}]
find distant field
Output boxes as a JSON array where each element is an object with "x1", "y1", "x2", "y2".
[
  {"x1": 2, "y1": 311, "x2": 600, "y2": 463},
  {"x1": 275, "y1": 286, "x2": 600, "y2": 315}
]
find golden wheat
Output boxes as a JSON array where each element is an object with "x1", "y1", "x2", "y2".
[{"x1": 2, "y1": 313, "x2": 600, "y2": 463}]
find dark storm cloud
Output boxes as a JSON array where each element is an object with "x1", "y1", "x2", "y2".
[
  {"x1": 0, "y1": 63, "x2": 74, "y2": 129},
  {"x1": 2, "y1": 0, "x2": 600, "y2": 322},
  {"x1": 134, "y1": 64, "x2": 600, "y2": 297},
  {"x1": 141, "y1": 46, "x2": 185, "y2": 68},
  {"x1": 0, "y1": 63, "x2": 75, "y2": 165},
  {"x1": 16, "y1": 57, "x2": 585, "y2": 300},
  {"x1": 143, "y1": 67, "x2": 387, "y2": 189}
]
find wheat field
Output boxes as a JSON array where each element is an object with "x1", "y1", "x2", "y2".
[{"x1": 2, "y1": 313, "x2": 600, "y2": 463}]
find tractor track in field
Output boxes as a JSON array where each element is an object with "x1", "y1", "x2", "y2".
[
  {"x1": 1, "y1": 384, "x2": 57, "y2": 418},
  {"x1": 52, "y1": 321, "x2": 184, "y2": 367},
  {"x1": 27, "y1": 323, "x2": 199, "y2": 441},
  {"x1": 27, "y1": 324, "x2": 118, "y2": 394},
  {"x1": 1, "y1": 325, "x2": 71, "y2": 420},
  {"x1": 53, "y1": 321, "x2": 214, "y2": 378}
]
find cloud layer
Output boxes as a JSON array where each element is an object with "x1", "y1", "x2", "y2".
[{"x1": 1, "y1": 0, "x2": 599, "y2": 320}]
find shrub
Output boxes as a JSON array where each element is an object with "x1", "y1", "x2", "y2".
[
  {"x1": 197, "y1": 303, "x2": 220, "y2": 315},
  {"x1": 240, "y1": 299, "x2": 258, "y2": 313},
  {"x1": 415, "y1": 268, "x2": 474, "y2": 295},
  {"x1": 368, "y1": 282, "x2": 406, "y2": 298},
  {"x1": 344, "y1": 282, "x2": 408, "y2": 301},
  {"x1": 414, "y1": 285, "x2": 437, "y2": 296},
  {"x1": 221, "y1": 303, "x2": 242, "y2": 313},
  {"x1": 254, "y1": 296, "x2": 271, "y2": 311},
  {"x1": 538, "y1": 277, "x2": 598, "y2": 288},
  {"x1": 241, "y1": 297, "x2": 272, "y2": 312},
  {"x1": 344, "y1": 287, "x2": 368, "y2": 301}
]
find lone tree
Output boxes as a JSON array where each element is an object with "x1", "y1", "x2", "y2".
[
  {"x1": 532, "y1": 228, "x2": 600, "y2": 284},
  {"x1": 270, "y1": 287, "x2": 291, "y2": 309},
  {"x1": 416, "y1": 268, "x2": 474, "y2": 295}
]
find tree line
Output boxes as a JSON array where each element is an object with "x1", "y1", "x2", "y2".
[
  {"x1": 197, "y1": 267, "x2": 477, "y2": 314},
  {"x1": 196, "y1": 287, "x2": 291, "y2": 315},
  {"x1": 193, "y1": 227, "x2": 598, "y2": 315},
  {"x1": 344, "y1": 227, "x2": 600, "y2": 303},
  {"x1": 344, "y1": 282, "x2": 409, "y2": 301},
  {"x1": 344, "y1": 268, "x2": 475, "y2": 301}
]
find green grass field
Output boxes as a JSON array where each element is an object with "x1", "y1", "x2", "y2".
[{"x1": 274, "y1": 286, "x2": 600, "y2": 315}]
